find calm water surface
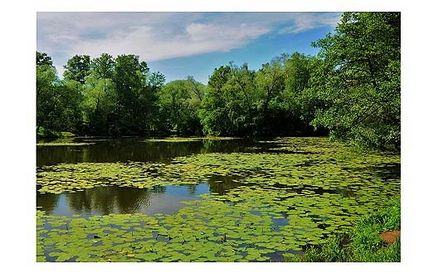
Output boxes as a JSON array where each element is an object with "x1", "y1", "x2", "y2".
[
  {"x1": 36, "y1": 137, "x2": 400, "y2": 217},
  {"x1": 37, "y1": 138, "x2": 263, "y2": 216},
  {"x1": 37, "y1": 137, "x2": 257, "y2": 166}
]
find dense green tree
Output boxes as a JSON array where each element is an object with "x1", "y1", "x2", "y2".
[
  {"x1": 60, "y1": 79, "x2": 84, "y2": 132},
  {"x1": 282, "y1": 53, "x2": 328, "y2": 135},
  {"x1": 186, "y1": 76, "x2": 204, "y2": 101},
  {"x1": 90, "y1": 53, "x2": 115, "y2": 79},
  {"x1": 60, "y1": 55, "x2": 91, "y2": 132},
  {"x1": 36, "y1": 52, "x2": 53, "y2": 66},
  {"x1": 63, "y1": 55, "x2": 91, "y2": 84},
  {"x1": 146, "y1": 71, "x2": 166, "y2": 132},
  {"x1": 37, "y1": 52, "x2": 83, "y2": 137},
  {"x1": 199, "y1": 65, "x2": 231, "y2": 135},
  {"x1": 283, "y1": 53, "x2": 312, "y2": 117},
  {"x1": 148, "y1": 71, "x2": 166, "y2": 89},
  {"x1": 36, "y1": 52, "x2": 62, "y2": 137},
  {"x1": 255, "y1": 56, "x2": 287, "y2": 135},
  {"x1": 78, "y1": 54, "x2": 164, "y2": 136},
  {"x1": 158, "y1": 78, "x2": 204, "y2": 135},
  {"x1": 82, "y1": 76, "x2": 117, "y2": 135},
  {"x1": 310, "y1": 12, "x2": 400, "y2": 149},
  {"x1": 110, "y1": 54, "x2": 162, "y2": 135},
  {"x1": 200, "y1": 63, "x2": 257, "y2": 136},
  {"x1": 200, "y1": 56, "x2": 325, "y2": 137},
  {"x1": 81, "y1": 54, "x2": 117, "y2": 135},
  {"x1": 284, "y1": 55, "x2": 325, "y2": 124}
]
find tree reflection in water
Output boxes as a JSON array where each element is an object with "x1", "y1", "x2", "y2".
[
  {"x1": 64, "y1": 186, "x2": 151, "y2": 215},
  {"x1": 36, "y1": 191, "x2": 59, "y2": 213}
]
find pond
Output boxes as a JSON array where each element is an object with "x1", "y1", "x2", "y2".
[{"x1": 36, "y1": 137, "x2": 400, "y2": 262}]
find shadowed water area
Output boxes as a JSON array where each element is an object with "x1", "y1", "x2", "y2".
[
  {"x1": 36, "y1": 137, "x2": 400, "y2": 262},
  {"x1": 37, "y1": 138, "x2": 261, "y2": 215},
  {"x1": 37, "y1": 137, "x2": 258, "y2": 166}
]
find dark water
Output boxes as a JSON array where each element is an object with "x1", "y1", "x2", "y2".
[
  {"x1": 37, "y1": 137, "x2": 258, "y2": 167},
  {"x1": 37, "y1": 138, "x2": 260, "y2": 216}
]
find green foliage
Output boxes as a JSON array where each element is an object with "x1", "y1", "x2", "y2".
[
  {"x1": 36, "y1": 56, "x2": 60, "y2": 137},
  {"x1": 283, "y1": 53, "x2": 322, "y2": 124},
  {"x1": 256, "y1": 53, "x2": 321, "y2": 136},
  {"x1": 60, "y1": 79, "x2": 84, "y2": 131},
  {"x1": 82, "y1": 75, "x2": 117, "y2": 135},
  {"x1": 310, "y1": 12, "x2": 400, "y2": 150},
  {"x1": 199, "y1": 63, "x2": 257, "y2": 136},
  {"x1": 198, "y1": 54, "x2": 324, "y2": 137},
  {"x1": 36, "y1": 52, "x2": 53, "y2": 66},
  {"x1": 36, "y1": 52, "x2": 83, "y2": 138},
  {"x1": 109, "y1": 54, "x2": 161, "y2": 135},
  {"x1": 157, "y1": 78, "x2": 204, "y2": 135},
  {"x1": 37, "y1": 52, "x2": 167, "y2": 138},
  {"x1": 254, "y1": 56, "x2": 287, "y2": 135},
  {"x1": 287, "y1": 198, "x2": 400, "y2": 262},
  {"x1": 90, "y1": 53, "x2": 115, "y2": 79},
  {"x1": 63, "y1": 55, "x2": 91, "y2": 84}
]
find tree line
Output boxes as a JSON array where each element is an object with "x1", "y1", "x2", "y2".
[{"x1": 37, "y1": 12, "x2": 400, "y2": 150}]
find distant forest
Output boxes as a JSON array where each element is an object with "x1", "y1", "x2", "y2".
[{"x1": 37, "y1": 12, "x2": 400, "y2": 150}]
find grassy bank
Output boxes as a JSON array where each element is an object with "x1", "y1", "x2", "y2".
[{"x1": 286, "y1": 198, "x2": 400, "y2": 262}]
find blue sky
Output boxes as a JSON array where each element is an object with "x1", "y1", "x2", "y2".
[{"x1": 37, "y1": 12, "x2": 341, "y2": 83}]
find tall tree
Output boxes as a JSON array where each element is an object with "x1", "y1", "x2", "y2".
[
  {"x1": 63, "y1": 55, "x2": 91, "y2": 84},
  {"x1": 158, "y1": 78, "x2": 204, "y2": 135},
  {"x1": 199, "y1": 63, "x2": 257, "y2": 136},
  {"x1": 59, "y1": 79, "x2": 84, "y2": 132},
  {"x1": 255, "y1": 56, "x2": 286, "y2": 135},
  {"x1": 91, "y1": 53, "x2": 115, "y2": 79},
  {"x1": 81, "y1": 53, "x2": 117, "y2": 134},
  {"x1": 310, "y1": 12, "x2": 400, "y2": 149},
  {"x1": 111, "y1": 54, "x2": 162, "y2": 135},
  {"x1": 253, "y1": 53, "x2": 320, "y2": 136},
  {"x1": 37, "y1": 52, "x2": 83, "y2": 137},
  {"x1": 282, "y1": 53, "x2": 325, "y2": 134},
  {"x1": 36, "y1": 52, "x2": 61, "y2": 136},
  {"x1": 82, "y1": 75, "x2": 117, "y2": 135}
]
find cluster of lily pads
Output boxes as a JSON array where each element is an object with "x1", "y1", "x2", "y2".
[
  {"x1": 37, "y1": 142, "x2": 399, "y2": 196},
  {"x1": 37, "y1": 197, "x2": 303, "y2": 262},
  {"x1": 36, "y1": 137, "x2": 400, "y2": 262}
]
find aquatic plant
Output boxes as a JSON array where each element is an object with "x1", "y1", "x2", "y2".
[
  {"x1": 284, "y1": 198, "x2": 400, "y2": 262},
  {"x1": 36, "y1": 137, "x2": 400, "y2": 262},
  {"x1": 37, "y1": 138, "x2": 399, "y2": 195}
]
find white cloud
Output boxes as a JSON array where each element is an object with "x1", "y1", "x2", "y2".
[
  {"x1": 66, "y1": 22, "x2": 269, "y2": 62},
  {"x1": 278, "y1": 13, "x2": 341, "y2": 34},
  {"x1": 37, "y1": 12, "x2": 340, "y2": 75}
]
